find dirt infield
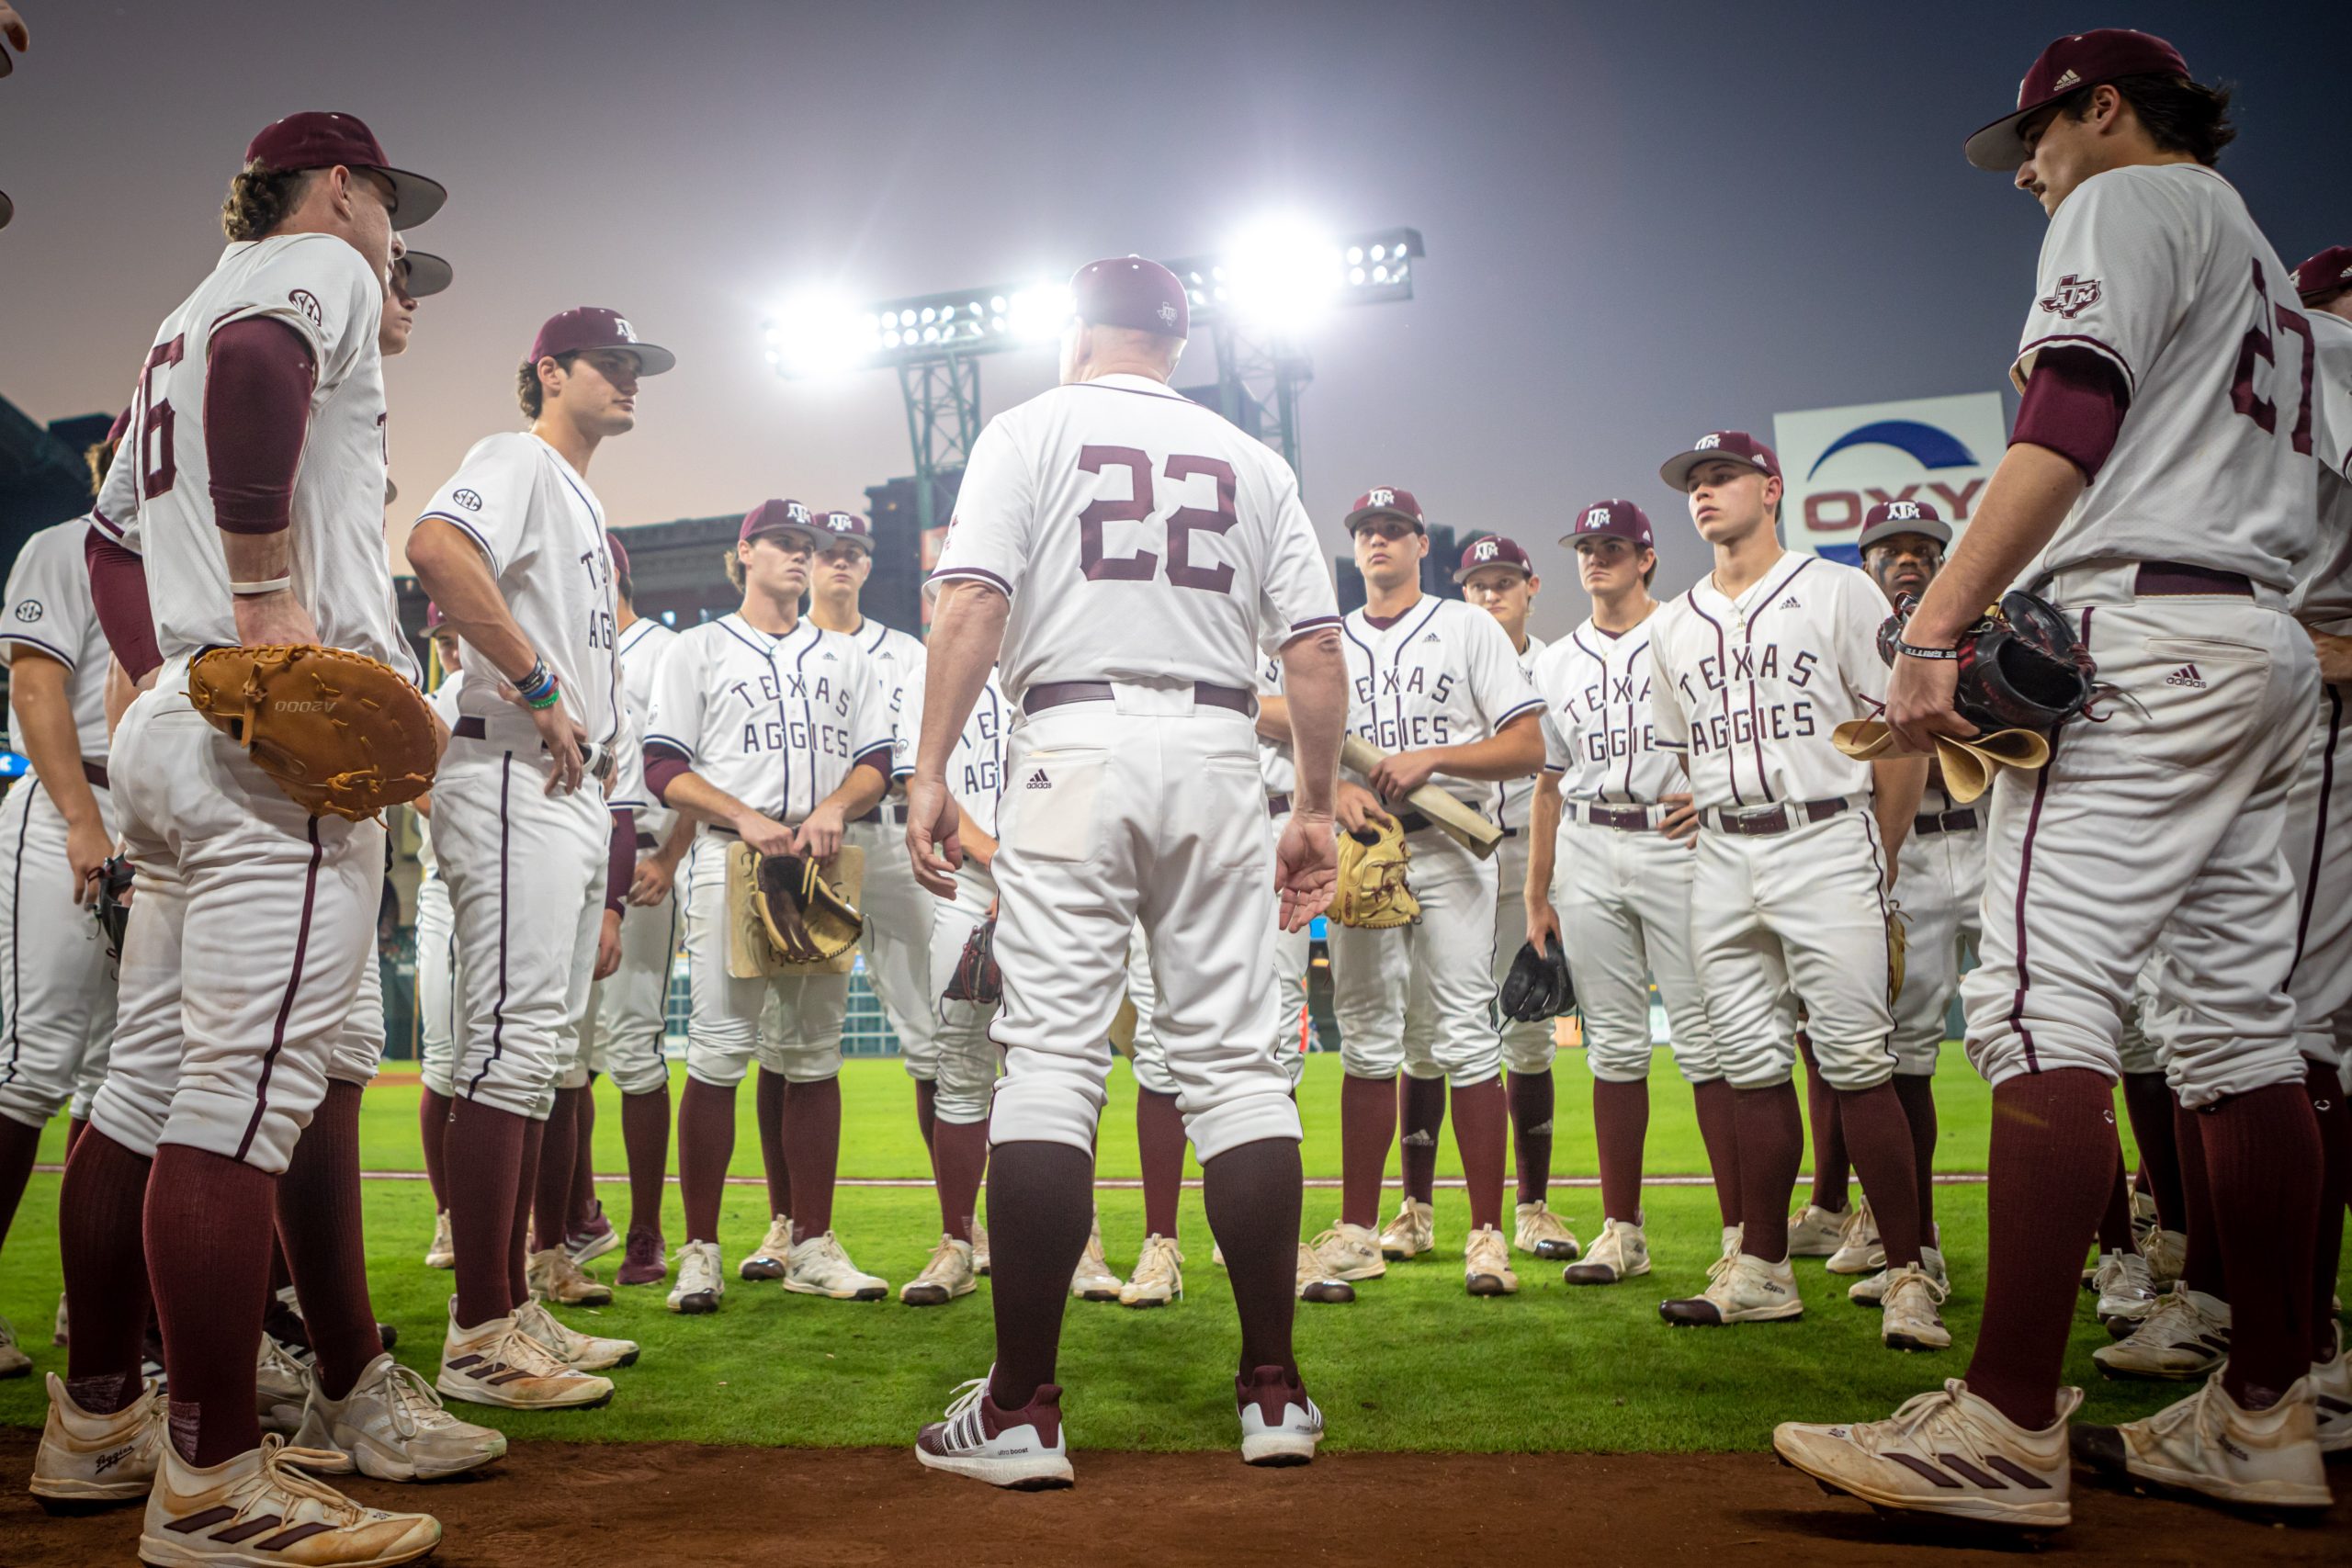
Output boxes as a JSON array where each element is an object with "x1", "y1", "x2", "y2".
[{"x1": 5, "y1": 1429, "x2": 2343, "y2": 1566}]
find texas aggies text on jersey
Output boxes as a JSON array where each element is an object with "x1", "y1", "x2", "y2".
[
  {"x1": 1532, "y1": 615, "x2": 1679, "y2": 806},
  {"x1": 1340, "y1": 598, "x2": 1541, "y2": 810}
]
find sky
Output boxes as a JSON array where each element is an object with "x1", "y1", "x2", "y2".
[{"x1": 1, "y1": 0, "x2": 2343, "y2": 638}]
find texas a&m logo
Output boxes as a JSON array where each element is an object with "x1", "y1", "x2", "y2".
[
  {"x1": 1693, "y1": 434, "x2": 1722, "y2": 450},
  {"x1": 1367, "y1": 488, "x2": 1396, "y2": 508},
  {"x1": 1580, "y1": 507, "x2": 1611, "y2": 531},
  {"x1": 786, "y1": 501, "x2": 811, "y2": 525},
  {"x1": 2039, "y1": 276, "x2": 2101, "y2": 319},
  {"x1": 613, "y1": 318, "x2": 639, "y2": 342},
  {"x1": 1472, "y1": 539, "x2": 1499, "y2": 563},
  {"x1": 1879, "y1": 500, "x2": 1925, "y2": 523}
]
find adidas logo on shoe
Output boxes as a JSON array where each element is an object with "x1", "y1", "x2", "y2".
[
  {"x1": 2164, "y1": 664, "x2": 2205, "y2": 689},
  {"x1": 1025, "y1": 770, "x2": 1052, "y2": 790},
  {"x1": 1400, "y1": 1130, "x2": 1436, "y2": 1147}
]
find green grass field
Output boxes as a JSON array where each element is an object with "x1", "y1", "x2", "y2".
[{"x1": 2, "y1": 1049, "x2": 2337, "y2": 1455}]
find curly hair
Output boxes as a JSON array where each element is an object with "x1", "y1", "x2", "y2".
[
  {"x1": 517, "y1": 352, "x2": 581, "y2": 419},
  {"x1": 721, "y1": 544, "x2": 745, "y2": 592},
  {"x1": 2057, "y1": 73, "x2": 2236, "y2": 166},
  {"x1": 85, "y1": 430, "x2": 125, "y2": 500},
  {"x1": 220, "y1": 159, "x2": 316, "y2": 242}
]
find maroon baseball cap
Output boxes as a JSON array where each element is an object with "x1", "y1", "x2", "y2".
[
  {"x1": 1963, "y1": 30, "x2": 2192, "y2": 171},
  {"x1": 814, "y1": 511, "x2": 875, "y2": 554},
  {"x1": 1659, "y1": 432, "x2": 1781, "y2": 491},
  {"x1": 1561, "y1": 499, "x2": 1655, "y2": 549},
  {"x1": 243, "y1": 111, "x2": 447, "y2": 227},
  {"x1": 526, "y1": 307, "x2": 675, "y2": 377},
  {"x1": 2292, "y1": 246, "x2": 2352, "y2": 305},
  {"x1": 1453, "y1": 535, "x2": 1535, "y2": 583},
  {"x1": 740, "y1": 499, "x2": 824, "y2": 547},
  {"x1": 0, "y1": 189, "x2": 11, "y2": 231},
  {"x1": 1343, "y1": 486, "x2": 1425, "y2": 535},
  {"x1": 1856, "y1": 499, "x2": 1953, "y2": 552},
  {"x1": 605, "y1": 532, "x2": 631, "y2": 580},
  {"x1": 1070, "y1": 255, "x2": 1189, "y2": 339},
  {"x1": 395, "y1": 249, "x2": 451, "y2": 299}
]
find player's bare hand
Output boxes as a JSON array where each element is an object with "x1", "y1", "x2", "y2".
[
  {"x1": 1884, "y1": 652, "x2": 1977, "y2": 755},
  {"x1": 1523, "y1": 897, "x2": 1562, "y2": 953},
  {"x1": 793, "y1": 801, "x2": 846, "y2": 862},
  {"x1": 510, "y1": 693, "x2": 588, "y2": 796},
  {"x1": 2311, "y1": 627, "x2": 2352, "y2": 687},
  {"x1": 66, "y1": 817, "x2": 109, "y2": 908},
  {"x1": 1274, "y1": 808, "x2": 1339, "y2": 933},
  {"x1": 905, "y1": 773, "x2": 962, "y2": 898},
  {"x1": 735, "y1": 810, "x2": 796, "y2": 859},
  {"x1": 594, "y1": 908, "x2": 623, "y2": 980},
  {"x1": 233, "y1": 590, "x2": 319, "y2": 649},
  {"x1": 0, "y1": 4, "x2": 28, "y2": 78},
  {"x1": 1335, "y1": 780, "x2": 1392, "y2": 835},
  {"x1": 628, "y1": 853, "x2": 673, "y2": 907},
  {"x1": 1368, "y1": 749, "x2": 1440, "y2": 802},
  {"x1": 1657, "y1": 791, "x2": 1700, "y2": 845}
]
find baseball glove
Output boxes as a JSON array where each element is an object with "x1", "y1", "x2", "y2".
[
  {"x1": 96, "y1": 854, "x2": 134, "y2": 959},
  {"x1": 1886, "y1": 904, "x2": 1909, "y2": 1009},
  {"x1": 751, "y1": 851, "x2": 863, "y2": 964},
  {"x1": 1877, "y1": 590, "x2": 2098, "y2": 734},
  {"x1": 1498, "y1": 935, "x2": 1576, "y2": 1022},
  {"x1": 187, "y1": 645, "x2": 437, "y2": 822},
  {"x1": 943, "y1": 917, "x2": 1001, "y2": 1006},
  {"x1": 1333, "y1": 817, "x2": 1419, "y2": 929}
]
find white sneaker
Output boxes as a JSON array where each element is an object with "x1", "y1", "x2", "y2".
[
  {"x1": 2089, "y1": 1247, "x2": 2159, "y2": 1333},
  {"x1": 256, "y1": 1334, "x2": 313, "y2": 1435},
  {"x1": 1295, "y1": 1242, "x2": 1356, "y2": 1304},
  {"x1": 435, "y1": 1302, "x2": 614, "y2": 1411},
  {"x1": 2075, "y1": 1374, "x2": 2332, "y2": 1511},
  {"x1": 514, "y1": 1297, "x2": 639, "y2": 1371},
  {"x1": 424, "y1": 1210, "x2": 455, "y2": 1270},
  {"x1": 1825, "y1": 1196, "x2": 1883, "y2": 1275},
  {"x1": 2141, "y1": 1226, "x2": 2188, "y2": 1290},
  {"x1": 140, "y1": 1435, "x2": 441, "y2": 1567},
  {"x1": 2129, "y1": 1184, "x2": 2159, "y2": 1252},
  {"x1": 1069, "y1": 1214, "x2": 1125, "y2": 1302},
  {"x1": 740, "y1": 1214, "x2": 794, "y2": 1281},
  {"x1": 783, "y1": 1231, "x2": 888, "y2": 1300},
  {"x1": 1775, "y1": 1381, "x2": 2080, "y2": 1528},
  {"x1": 669, "y1": 1240, "x2": 725, "y2": 1314},
  {"x1": 969, "y1": 1218, "x2": 990, "y2": 1276},
  {"x1": 1377, "y1": 1197, "x2": 1434, "y2": 1260},
  {"x1": 1564, "y1": 1217, "x2": 1650, "y2": 1285},
  {"x1": 1787, "y1": 1202, "x2": 1848, "y2": 1258},
  {"x1": 289, "y1": 1351, "x2": 506, "y2": 1482},
  {"x1": 30, "y1": 1371, "x2": 165, "y2": 1506},
  {"x1": 0, "y1": 1314, "x2": 28, "y2": 1379},
  {"x1": 2311, "y1": 1332, "x2": 2351, "y2": 1455},
  {"x1": 1310, "y1": 1222, "x2": 1387, "y2": 1283},
  {"x1": 1718, "y1": 1224, "x2": 1744, "y2": 1261},
  {"x1": 2095, "y1": 1287, "x2": 2230, "y2": 1381},
  {"x1": 1660, "y1": 1251, "x2": 1804, "y2": 1325},
  {"x1": 1849, "y1": 1246, "x2": 1949, "y2": 1305},
  {"x1": 914, "y1": 1375, "x2": 1073, "y2": 1489},
  {"x1": 1237, "y1": 1365, "x2": 1322, "y2": 1465},
  {"x1": 1513, "y1": 1200, "x2": 1580, "y2": 1261},
  {"x1": 1880, "y1": 1264, "x2": 1951, "y2": 1352},
  {"x1": 1120, "y1": 1235, "x2": 1183, "y2": 1308},
  {"x1": 900, "y1": 1235, "x2": 978, "y2": 1307},
  {"x1": 526, "y1": 1246, "x2": 613, "y2": 1307},
  {"x1": 1464, "y1": 1224, "x2": 1519, "y2": 1296}
]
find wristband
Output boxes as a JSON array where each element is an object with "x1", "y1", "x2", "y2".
[
  {"x1": 230, "y1": 576, "x2": 292, "y2": 596},
  {"x1": 526, "y1": 677, "x2": 563, "y2": 712},
  {"x1": 1894, "y1": 638, "x2": 1962, "y2": 662},
  {"x1": 513, "y1": 660, "x2": 558, "y2": 704}
]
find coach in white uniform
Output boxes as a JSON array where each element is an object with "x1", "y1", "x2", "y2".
[{"x1": 909, "y1": 255, "x2": 1346, "y2": 1487}]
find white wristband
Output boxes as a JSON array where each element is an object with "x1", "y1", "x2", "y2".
[{"x1": 230, "y1": 576, "x2": 293, "y2": 596}]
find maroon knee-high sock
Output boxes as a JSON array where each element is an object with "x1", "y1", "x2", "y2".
[
  {"x1": 0, "y1": 1115, "x2": 42, "y2": 1249},
  {"x1": 568, "y1": 1083, "x2": 599, "y2": 1233},
  {"x1": 933, "y1": 1119, "x2": 988, "y2": 1242},
  {"x1": 446, "y1": 1097, "x2": 527, "y2": 1328},
  {"x1": 1452, "y1": 1078, "x2": 1508, "y2": 1233},
  {"x1": 1798, "y1": 1032, "x2": 1850, "y2": 1213},
  {"x1": 1592, "y1": 1077, "x2": 1649, "y2": 1224},
  {"x1": 509, "y1": 1114, "x2": 544, "y2": 1304},
  {"x1": 1201, "y1": 1137, "x2": 1303, "y2": 1378},
  {"x1": 1508, "y1": 1069, "x2": 1555, "y2": 1206},
  {"x1": 1891, "y1": 1073, "x2": 1939, "y2": 1239},
  {"x1": 1962, "y1": 1068, "x2": 2117, "y2": 1430},
  {"x1": 145, "y1": 1146, "x2": 276, "y2": 1465},
  {"x1": 1732, "y1": 1083, "x2": 1804, "y2": 1260},
  {"x1": 783, "y1": 1076, "x2": 842, "y2": 1238},
  {"x1": 417, "y1": 1087, "x2": 453, "y2": 1211},
  {"x1": 1833, "y1": 1083, "x2": 1922, "y2": 1268},
  {"x1": 2095, "y1": 1145, "x2": 2136, "y2": 1255},
  {"x1": 914, "y1": 1078, "x2": 937, "y2": 1155},
  {"x1": 66, "y1": 1115, "x2": 89, "y2": 1152},
  {"x1": 620, "y1": 1086, "x2": 671, "y2": 1239},
  {"x1": 2307, "y1": 1059, "x2": 2351, "y2": 1360},
  {"x1": 275, "y1": 1082, "x2": 383, "y2": 1400},
  {"x1": 532, "y1": 1086, "x2": 583, "y2": 1259},
  {"x1": 677, "y1": 1077, "x2": 736, "y2": 1245},
  {"x1": 1339, "y1": 1073, "x2": 1396, "y2": 1230},
  {"x1": 1136, "y1": 1088, "x2": 1187, "y2": 1239},
  {"x1": 2173, "y1": 1099, "x2": 2227, "y2": 1299},
  {"x1": 1690, "y1": 1077, "x2": 1742, "y2": 1228},
  {"x1": 59, "y1": 1129, "x2": 153, "y2": 1413},
  {"x1": 985, "y1": 1141, "x2": 1093, "y2": 1409},
  {"x1": 2197, "y1": 1083, "x2": 2321, "y2": 1408},
  {"x1": 755, "y1": 1067, "x2": 794, "y2": 1220},
  {"x1": 1398, "y1": 1074, "x2": 1446, "y2": 1207},
  {"x1": 2121, "y1": 1070, "x2": 2183, "y2": 1232}
]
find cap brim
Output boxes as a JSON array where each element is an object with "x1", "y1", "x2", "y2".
[
  {"x1": 1661, "y1": 450, "x2": 1762, "y2": 491},
  {"x1": 376, "y1": 166, "x2": 447, "y2": 228},
  {"x1": 616, "y1": 343, "x2": 676, "y2": 377},
  {"x1": 1452, "y1": 560, "x2": 1531, "y2": 584},
  {"x1": 745, "y1": 522, "x2": 829, "y2": 549},
  {"x1": 398, "y1": 251, "x2": 452, "y2": 298},
  {"x1": 1344, "y1": 506, "x2": 1424, "y2": 534},
  {"x1": 1857, "y1": 523, "x2": 1954, "y2": 553}
]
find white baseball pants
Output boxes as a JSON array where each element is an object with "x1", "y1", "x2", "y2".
[
  {"x1": 1550, "y1": 813, "x2": 1720, "y2": 1083},
  {"x1": 681, "y1": 833, "x2": 848, "y2": 1088},
  {"x1": 0, "y1": 775, "x2": 119, "y2": 1131},
  {"x1": 582, "y1": 865, "x2": 677, "y2": 1097},
  {"x1": 1490, "y1": 830, "x2": 1560, "y2": 1076},
  {"x1": 1329, "y1": 824, "x2": 1503, "y2": 1089},
  {"x1": 414, "y1": 872, "x2": 459, "y2": 1098},
  {"x1": 1887, "y1": 817, "x2": 1985, "y2": 1074},
  {"x1": 2284, "y1": 671, "x2": 2350, "y2": 1073},
  {"x1": 848, "y1": 814, "x2": 940, "y2": 1084},
  {"x1": 1128, "y1": 909, "x2": 1308, "y2": 1098},
  {"x1": 922, "y1": 862, "x2": 1001, "y2": 1125}
]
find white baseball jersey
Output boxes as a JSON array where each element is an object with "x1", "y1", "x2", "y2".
[
  {"x1": 850, "y1": 617, "x2": 926, "y2": 750},
  {"x1": 3, "y1": 519, "x2": 112, "y2": 761},
  {"x1": 2293, "y1": 310, "x2": 2352, "y2": 625},
  {"x1": 2014, "y1": 164, "x2": 2315, "y2": 592},
  {"x1": 415, "y1": 669, "x2": 466, "y2": 882},
  {"x1": 1257, "y1": 653, "x2": 1295, "y2": 801},
  {"x1": 1487, "y1": 632, "x2": 1546, "y2": 831},
  {"x1": 1647, "y1": 555, "x2": 1889, "y2": 812},
  {"x1": 416, "y1": 433, "x2": 623, "y2": 747},
  {"x1": 643, "y1": 615, "x2": 892, "y2": 823},
  {"x1": 105, "y1": 235, "x2": 411, "y2": 673},
  {"x1": 616, "y1": 616, "x2": 681, "y2": 837},
  {"x1": 1339, "y1": 596, "x2": 1542, "y2": 813},
  {"x1": 1533, "y1": 613, "x2": 1679, "y2": 804},
  {"x1": 931, "y1": 372, "x2": 1340, "y2": 700},
  {"x1": 893, "y1": 664, "x2": 1009, "y2": 838}
]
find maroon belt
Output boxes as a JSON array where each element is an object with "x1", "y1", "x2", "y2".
[
  {"x1": 1023, "y1": 681, "x2": 1254, "y2": 716},
  {"x1": 1706, "y1": 796, "x2": 1849, "y2": 837},
  {"x1": 452, "y1": 716, "x2": 488, "y2": 739},
  {"x1": 2136, "y1": 562, "x2": 2254, "y2": 598},
  {"x1": 83, "y1": 760, "x2": 108, "y2": 790},
  {"x1": 1913, "y1": 807, "x2": 1979, "y2": 836},
  {"x1": 635, "y1": 830, "x2": 659, "y2": 851},
  {"x1": 1577, "y1": 802, "x2": 1654, "y2": 831},
  {"x1": 1266, "y1": 793, "x2": 1290, "y2": 817},
  {"x1": 855, "y1": 803, "x2": 910, "y2": 826}
]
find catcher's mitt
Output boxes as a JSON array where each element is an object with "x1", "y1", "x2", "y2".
[
  {"x1": 187, "y1": 645, "x2": 437, "y2": 822},
  {"x1": 943, "y1": 917, "x2": 1001, "y2": 1006},
  {"x1": 751, "y1": 850, "x2": 863, "y2": 964},
  {"x1": 1498, "y1": 936, "x2": 1575, "y2": 1022},
  {"x1": 1333, "y1": 817, "x2": 1419, "y2": 929},
  {"x1": 96, "y1": 854, "x2": 134, "y2": 959},
  {"x1": 1877, "y1": 591, "x2": 2097, "y2": 734}
]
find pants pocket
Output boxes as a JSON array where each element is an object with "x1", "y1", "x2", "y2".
[{"x1": 1006, "y1": 747, "x2": 1108, "y2": 863}]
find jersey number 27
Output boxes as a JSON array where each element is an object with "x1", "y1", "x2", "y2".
[{"x1": 2232, "y1": 258, "x2": 2313, "y2": 457}]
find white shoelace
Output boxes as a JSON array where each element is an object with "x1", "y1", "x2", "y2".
[{"x1": 937, "y1": 1377, "x2": 993, "y2": 1451}]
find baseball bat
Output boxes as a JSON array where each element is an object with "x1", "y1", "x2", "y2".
[{"x1": 1339, "y1": 734, "x2": 1506, "y2": 860}]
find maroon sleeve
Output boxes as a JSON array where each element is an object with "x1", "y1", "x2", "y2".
[
  {"x1": 606, "y1": 808, "x2": 636, "y2": 915},
  {"x1": 85, "y1": 525, "x2": 163, "y2": 682},
  {"x1": 645, "y1": 740, "x2": 693, "y2": 804},
  {"x1": 2011, "y1": 345, "x2": 2131, "y2": 480},
  {"x1": 205, "y1": 317, "x2": 318, "y2": 536}
]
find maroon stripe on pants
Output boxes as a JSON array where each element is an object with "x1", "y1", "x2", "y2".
[
  {"x1": 2287, "y1": 687, "x2": 2342, "y2": 979},
  {"x1": 465, "y1": 756, "x2": 515, "y2": 1099},
  {"x1": 236, "y1": 816, "x2": 325, "y2": 1162},
  {"x1": 2007, "y1": 616, "x2": 2086, "y2": 1075}
]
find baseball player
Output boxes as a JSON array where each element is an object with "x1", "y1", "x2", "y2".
[
  {"x1": 1523, "y1": 500, "x2": 1725, "y2": 1287},
  {"x1": 907, "y1": 254, "x2": 1346, "y2": 1485},
  {"x1": 641, "y1": 500, "x2": 895, "y2": 1314},
  {"x1": 410, "y1": 303, "x2": 657, "y2": 1410},
  {"x1": 1312, "y1": 490, "x2": 1545, "y2": 1300},
  {"x1": 40, "y1": 112, "x2": 476, "y2": 1554},
  {"x1": 1453, "y1": 534, "x2": 1582, "y2": 1262},
  {"x1": 1780, "y1": 32, "x2": 2331, "y2": 1522},
  {"x1": 414, "y1": 609, "x2": 463, "y2": 1270},
  {"x1": 1643, "y1": 431, "x2": 1938, "y2": 1350}
]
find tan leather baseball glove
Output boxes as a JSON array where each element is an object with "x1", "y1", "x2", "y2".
[
  {"x1": 1333, "y1": 817, "x2": 1419, "y2": 929},
  {"x1": 187, "y1": 645, "x2": 437, "y2": 822}
]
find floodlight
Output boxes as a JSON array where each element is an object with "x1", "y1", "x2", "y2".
[{"x1": 767, "y1": 290, "x2": 878, "y2": 378}]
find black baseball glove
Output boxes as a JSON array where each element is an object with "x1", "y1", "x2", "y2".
[
  {"x1": 1498, "y1": 935, "x2": 1575, "y2": 1023},
  {"x1": 96, "y1": 854, "x2": 134, "y2": 959},
  {"x1": 943, "y1": 917, "x2": 1001, "y2": 1006},
  {"x1": 1878, "y1": 590, "x2": 2098, "y2": 733}
]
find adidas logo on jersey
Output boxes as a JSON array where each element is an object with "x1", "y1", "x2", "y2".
[
  {"x1": 822, "y1": 650, "x2": 837, "y2": 660},
  {"x1": 1780, "y1": 596, "x2": 1802, "y2": 610},
  {"x1": 1422, "y1": 632, "x2": 1442, "y2": 644},
  {"x1": 2165, "y1": 664, "x2": 2205, "y2": 689},
  {"x1": 1025, "y1": 770, "x2": 1052, "y2": 790}
]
